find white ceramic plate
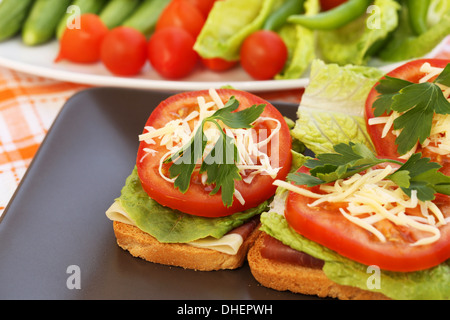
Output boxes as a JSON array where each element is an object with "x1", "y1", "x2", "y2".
[{"x1": 0, "y1": 36, "x2": 447, "y2": 92}]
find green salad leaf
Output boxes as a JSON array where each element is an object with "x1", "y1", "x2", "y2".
[
  {"x1": 275, "y1": 0, "x2": 319, "y2": 80},
  {"x1": 193, "y1": 0, "x2": 283, "y2": 61},
  {"x1": 117, "y1": 167, "x2": 268, "y2": 243},
  {"x1": 379, "y1": 0, "x2": 450, "y2": 62},
  {"x1": 317, "y1": 0, "x2": 400, "y2": 66},
  {"x1": 290, "y1": 59, "x2": 383, "y2": 155}
]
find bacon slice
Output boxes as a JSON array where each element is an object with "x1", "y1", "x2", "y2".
[
  {"x1": 228, "y1": 217, "x2": 260, "y2": 239},
  {"x1": 260, "y1": 233, "x2": 324, "y2": 269}
]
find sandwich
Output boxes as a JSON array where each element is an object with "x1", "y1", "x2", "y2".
[
  {"x1": 248, "y1": 59, "x2": 450, "y2": 300},
  {"x1": 106, "y1": 88, "x2": 293, "y2": 271}
]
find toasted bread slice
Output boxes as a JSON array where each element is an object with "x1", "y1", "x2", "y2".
[
  {"x1": 113, "y1": 221, "x2": 260, "y2": 271},
  {"x1": 247, "y1": 232, "x2": 389, "y2": 300}
]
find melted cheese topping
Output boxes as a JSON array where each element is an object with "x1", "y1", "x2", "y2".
[
  {"x1": 274, "y1": 167, "x2": 448, "y2": 246},
  {"x1": 138, "y1": 89, "x2": 281, "y2": 205},
  {"x1": 368, "y1": 63, "x2": 450, "y2": 158}
]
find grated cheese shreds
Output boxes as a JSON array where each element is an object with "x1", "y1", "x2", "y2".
[
  {"x1": 276, "y1": 167, "x2": 447, "y2": 247},
  {"x1": 367, "y1": 63, "x2": 450, "y2": 158},
  {"x1": 138, "y1": 89, "x2": 282, "y2": 205}
]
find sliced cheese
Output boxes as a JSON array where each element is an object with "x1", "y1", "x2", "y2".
[{"x1": 105, "y1": 200, "x2": 244, "y2": 255}]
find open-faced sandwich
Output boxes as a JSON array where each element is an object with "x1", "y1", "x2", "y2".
[
  {"x1": 248, "y1": 59, "x2": 450, "y2": 300},
  {"x1": 106, "y1": 88, "x2": 293, "y2": 271}
]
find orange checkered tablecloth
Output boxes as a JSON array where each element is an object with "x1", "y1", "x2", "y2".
[
  {"x1": 0, "y1": 69, "x2": 88, "y2": 215},
  {"x1": 0, "y1": 37, "x2": 449, "y2": 218}
]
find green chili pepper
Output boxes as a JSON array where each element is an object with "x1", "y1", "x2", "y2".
[
  {"x1": 263, "y1": 0, "x2": 305, "y2": 31},
  {"x1": 406, "y1": 0, "x2": 430, "y2": 35},
  {"x1": 287, "y1": 0, "x2": 372, "y2": 30}
]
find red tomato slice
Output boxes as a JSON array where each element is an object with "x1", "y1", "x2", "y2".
[
  {"x1": 285, "y1": 166, "x2": 450, "y2": 272},
  {"x1": 136, "y1": 89, "x2": 292, "y2": 217},
  {"x1": 365, "y1": 59, "x2": 450, "y2": 175}
]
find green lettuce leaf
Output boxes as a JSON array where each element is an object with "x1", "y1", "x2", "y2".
[
  {"x1": 317, "y1": 0, "x2": 400, "y2": 66},
  {"x1": 260, "y1": 211, "x2": 450, "y2": 300},
  {"x1": 379, "y1": 0, "x2": 450, "y2": 62},
  {"x1": 193, "y1": 0, "x2": 283, "y2": 61},
  {"x1": 275, "y1": 0, "x2": 319, "y2": 80},
  {"x1": 117, "y1": 167, "x2": 268, "y2": 243},
  {"x1": 291, "y1": 59, "x2": 382, "y2": 155}
]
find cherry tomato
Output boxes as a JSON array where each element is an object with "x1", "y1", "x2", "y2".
[
  {"x1": 55, "y1": 14, "x2": 108, "y2": 63},
  {"x1": 155, "y1": 0, "x2": 205, "y2": 38},
  {"x1": 319, "y1": 0, "x2": 348, "y2": 11},
  {"x1": 184, "y1": 0, "x2": 218, "y2": 17},
  {"x1": 240, "y1": 30, "x2": 288, "y2": 80},
  {"x1": 285, "y1": 165, "x2": 450, "y2": 272},
  {"x1": 201, "y1": 57, "x2": 238, "y2": 72},
  {"x1": 365, "y1": 59, "x2": 450, "y2": 174},
  {"x1": 147, "y1": 27, "x2": 198, "y2": 79},
  {"x1": 100, "y1": 26, "x2": 147, "y2": 76},
  {"x1": 136, "y1": 89, "x2": 292, "y2": 217}
]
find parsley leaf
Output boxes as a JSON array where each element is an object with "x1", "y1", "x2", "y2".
[
  {"x1": 200, "y1": 133, "x2": 242, "y2": 206},
  {"x1": 373, "y1": 76, "x2": 412, "y2": 117},
  {"x1": 209, "y1": 96, "x2": 266, "y2": 129},
  {"x1": 435, "y1": 63, "x2": 450, "y2": 87},
  {"x1": 391, "y1": 153, "x2": 450, "y2": 201},
  {"x1": 288, "y1": 142, "x2": 450, "y2": 202},
  {"x1": 305, "y1": 142, "x2": 392, "y2": 183},
  {"x1": 372, "y1": 64, "x2": 450, "y2": 155},
  {"x1": 392, "y1": 82, "x2": 450, "y2": 155},
  {"x1": 164, "y1": 97, "x2": 265, "y2": 207}
]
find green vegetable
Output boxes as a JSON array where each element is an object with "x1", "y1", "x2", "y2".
[
  {"x1": 116, "y1": 167, "x2": 268, "y2": 243},
  {"x1": 260, "y1": 210, "x2": 450, "y2": 300},
  {"x1": 288, "y1": 142, "x2": 450, "y2": 201},
  {"x1": 275, "y1": 0, "x2": 319, "y2": 80},
  {"x1": 288, "y1": 0, "x2": 371, "y2": 30},
  {"x1": 56, "y1": 0, "x2": 108, "y2": 39},
  {"x1": 379, "y1": 0, "x2": 450, "y2": 62},
  {"x1": 122, "y1": 0, "x2": 171, "y2": 37},
  {"x1": 99, "y1": 0, "x2": 141, "y2": 29},
  {"x1": 22, "y1": 0, "x2": 72, "y2": 46},
  {"x1": 263, "y1": 0, "x2": 304, "y2": 31},
  {"x1": 406, "y1": 0, "x2": 431, "y2": 35},
  {"x1": 316, "y1": 0, "x2": 400, "y2": 65},
  {"x1": 0, "y1": 0, "x2": 34, "y2": 42},
  {"x1": 194, "y1": 0, "x2": 282, "y2": 61},
  {"x1": 372, "y1": 65, "x2": 450, "y2": 155},
  {"x1": 290, "y1": 60, "x2": 382, "y2": 155},
  {"x1": 164, "y1": 96, "x2": 266, "y2": 207}
]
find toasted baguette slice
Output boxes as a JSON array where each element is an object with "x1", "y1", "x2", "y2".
[
  {"x1": 247, "y1": 232, "x2": 389, "y2": 300},
  {"x1": 113, "y1": 221, "x2": 260, "y2": 271}
]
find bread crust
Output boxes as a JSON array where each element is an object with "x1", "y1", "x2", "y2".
[
  {"x1": 113, "y1": 221, "x2": 260, "y2": 271},
  {"x1": 247, "y1": 232, "x2": 390, "y2": 300}
]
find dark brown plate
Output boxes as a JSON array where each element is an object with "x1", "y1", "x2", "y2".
[{"x1": 0, "y1": 87, "x2": 315, "y2": 300}]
